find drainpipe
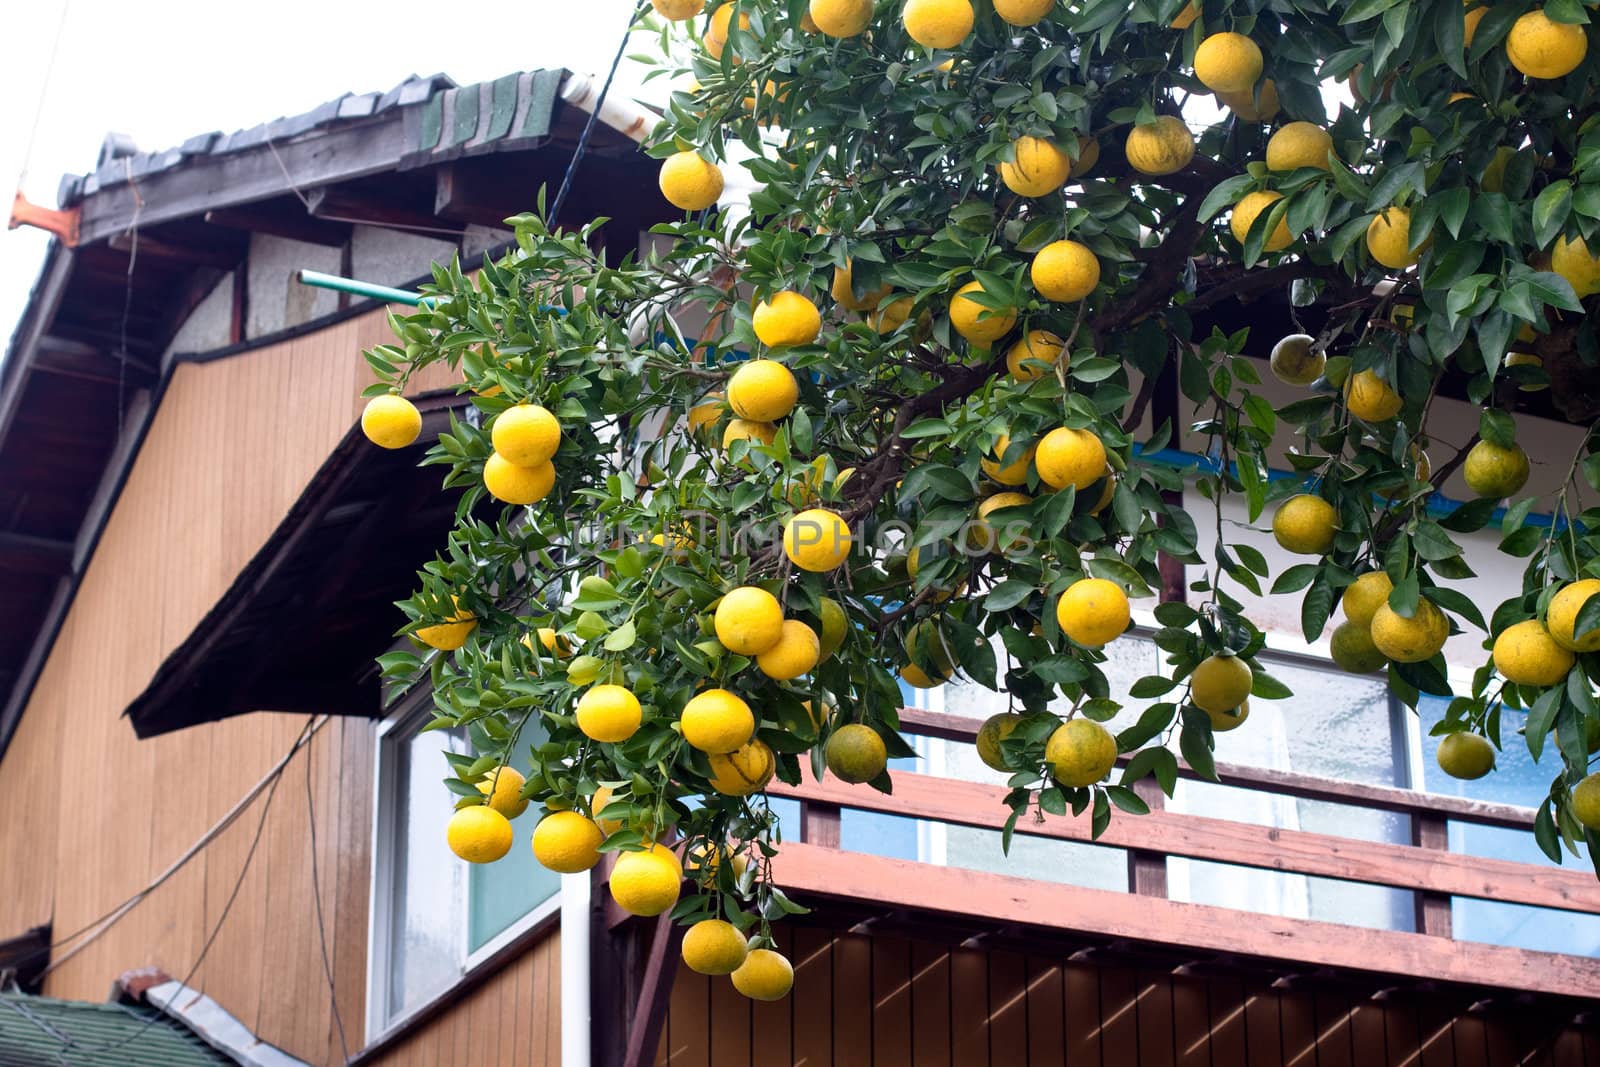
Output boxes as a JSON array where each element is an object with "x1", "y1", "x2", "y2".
[
  {"x1": 558, "y1": 73, "x2": 661, "y2": 144},
  {"x1": 560, "y1": 873, "x2": 592, "y2": 1067}
]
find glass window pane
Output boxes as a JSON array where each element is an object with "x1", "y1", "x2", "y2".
[
  {"x1": 387, "y1": 726, "x2": 466, "y2": 1020},
  {"x1": 1416, "y1": 694, "x2": 1600, "y2": 955},
  {"x1": 1171, "y1": 657, "x2": 1413, "y2": 931},
  {"x1": 467, "y1": 723, "x2": 560, "y2": 953}
]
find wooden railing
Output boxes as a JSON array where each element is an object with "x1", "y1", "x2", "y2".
[{"x1": 761, "y1": 706, "x2": 1600, "y2": 999}]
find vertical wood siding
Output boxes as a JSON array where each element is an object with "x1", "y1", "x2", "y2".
[
  {"x1": 659, "y1": 929, "x2": 1598, "y2": 1067},
  {"x1": 0, "y1": 309, "x2": 470, "y2": 1065}
]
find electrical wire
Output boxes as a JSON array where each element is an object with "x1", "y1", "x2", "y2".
[
  {"x1": 549, "y1": 0, "x2": 650, "y2": 225},
  {"x1": 66, "y1": 716, "x2": 317, "y2": 1060},
  {"x1": 25, "y1": 716, "x2": 330, "y2": 979},
  {"x1": 15, "y1": 0, "x2": 71, "y2": 190},
  {"x1": 305, "y1": 734, "x2": 351, "y2": 1066}
]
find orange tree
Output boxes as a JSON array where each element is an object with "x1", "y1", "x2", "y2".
[{"x1": 357, "y1": 0, "x2": 1600, "y2": 997}]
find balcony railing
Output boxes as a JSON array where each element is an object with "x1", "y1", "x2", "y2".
[{"x1": 761, "y1": 707, "x2": 1600, "y2": 998}]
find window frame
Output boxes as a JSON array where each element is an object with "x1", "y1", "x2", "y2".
[{"x1": 363, "y1": 687, "x2": 563, "y2": 1044}]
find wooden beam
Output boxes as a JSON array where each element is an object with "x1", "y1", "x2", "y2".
[
  {"x1": 801, "y1": 801, "x2": 842, "y2": 848},
  {"x1": 107, "y1": 230, "x2": 246, "y2": 271},
  {"x1": 31, "y1": 341, "x2": 155, "y2": 388},
  {"x1": 766, "y1": 765, "x2": 1600, "y2": 914},
  {"x1": 1412, "y1": 814, "x2": 1454, "y2": 938},
  {"x1": 306, "y1": 186, "x2": 463, "y2": 238},
  {"x1": 768, "y1": 841, "x2": 1600, "y2": 1000},
  {"x1": 0, "y1": 531, "x2": 75, "y2": 575},
  {"x1": 895, "y1": 706, "x2": 1540, "y2": 830},
  {"x1": 434, "y1": 162, "x2": 535, "y2": 229},
  {"x1": 204, "y1": 204, "x2": 351, "y2": 248},
  {"x1": 622, "y1": 912, "x2": 685, "y2": 1067}
]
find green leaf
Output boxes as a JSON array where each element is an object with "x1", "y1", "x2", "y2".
[
  {"x1": 1196, "y1": 174, "x2": 1257, "y2": 223},
  {"x1": 1533, "y1": 181, "x2": 1573, "y2": 250},
  {"x1": 1300, "y1": 578, "x2": 1335, "y2": 642},
  {"x1": 1104, "y1": 785, "x2": 1150, "y2": 815},
  {"x1": 1480, "y1": 408, "x2": 1517, "y2": 447},
  {"x1": 603, "y1": 620, "x2": 637, "y2": 652},
  {"x1": 1179, "y1": 719, "x2": 1218, "y2": 780},
  {"x1": 1251, "y1": 670, "x2": 1294, "y2": 700},
  {"x1": 984, "y1": 579, "x2": 1035, "y2": 611}
]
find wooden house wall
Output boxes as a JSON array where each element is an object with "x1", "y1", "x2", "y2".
[
  {"x1": 362, "y1": 931, "x2": 562, "y2": 1067},
  {"x1": 0, "y1": 308, "x2": 466, "y2": 1065},
  {"x1": 660, "y1": 927, "x2": 1600, "y2": 1067}
]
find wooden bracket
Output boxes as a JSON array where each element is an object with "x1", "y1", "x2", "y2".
[
  {"x1": 9, "y1": 190, "x2": 80, "y2": 246},
  {"x1": 622, "y1": 911, "x2": 686, "y2": 1067}
]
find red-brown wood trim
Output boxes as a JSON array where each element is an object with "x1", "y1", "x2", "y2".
[
  {"x1": 622, "y1": 911, "x2": 685, "y2": 1067},
  {"x1": 801, "y1": 801, "x2": 842, "y2": 848},
  {"x1": 1412, "y1": 813, "x2": 1454, "y2": 938},
  {"x1": 767, "y1": 841, "x2": 1600, "y2": 999},
  {"x1": 894, "y1": 707, "x2": 1538, "y2": 830},
  {"x1": 766, "y1": 766, "x2": 1600, "y2": 914}
]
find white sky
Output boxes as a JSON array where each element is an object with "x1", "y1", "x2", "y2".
[{"x1": 0, "y1": 0, "x2": 658, "y2": 347}]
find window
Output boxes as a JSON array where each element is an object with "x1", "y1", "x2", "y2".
[
  {"x1": 1416, "y1": 694, "x2": 1600, "y2": 956},
  {"x1": 366, "y1": 694, "x2": 562, "y2": 1037}
]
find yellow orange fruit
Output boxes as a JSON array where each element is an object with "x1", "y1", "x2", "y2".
[
  {"x1": 707, "y1": 739, "x2": 777, "y2": 795},
  {"x1": 1045, "y1": 718, "x2": 1117, "y2": 787},
  {"x1": 1342, "y1": 572, "x2": 1395, "y2": 628},
  {"x1": 1230, "y1": 190, "x2": 1293, "y2": 253},
  {"x1": 610, "y1": 844, "x2": 683, "y2": 916},
  {"x1": 783, "y1": 508, "x2": 853, "y2": 571},
  {"x1": 1194, "y1": 32, "x2": 1263, "y2": 93},
  {"x1": 810, "y1": 0, "x2": 873, "y2": 36},
  {"x1": 492, "y1": 404, "x2": 561, "y2": 466},
  {"x1": 1345, "y1": 369, "x2": 1403, "y2": 421},
  {"x1": 531, "y1": 810, "x2": 604, "y2": 872},
  {"x1": 1546, "y1": 579, "x2": 1600, "y2": 652},
  {"x1": 1055, "y1": 577, "x2": 1131, "y2": 647},
  {"x1": 1551, "y1": 234, "x2": 1600, "y2": 297},
  {"x1": 681, "y1": 919, "x2": 749, "y2": 975},
  {"x1": 714, "y1": 586, "x2": 785, "y2": 654},
  {"x1": 825, "y1": 723, "x2": 889, "y2": 783},
  {"x1": 1493, "y1": 619, "x2": 1575, "y2": 687},
  {"x1": 1370, "y1": 599, "x2": 1450, "y2": 663},
  {"x1": 1506, "y1": 9, "x2": 1588, "y2": 79},
  {"x1": 681, "y1": 688, "x2": 757, "y2": 754},
  {"x1": 723, "y1": 418, "x2": 778, "y2": 451},
  {"x1": 1006, "y1": 330, "x2": 1066, "y2": 382},
  {"x1": 484, "y1": 454, "x2": 556, "y2": 505},
  {"x1": 981, "y1": 432, "x2": 1035, "y2": 486},
  {"x1": 1272, "y1": 494, "x2": 1338, "y2": 555},
  {"x1": 416, "y1": 596, "x2": 477, "y2": 651},
  {"x1": 659, "y1": 151, "x2": 724, "y2": 211},
  {"x1": 728, "y1": 359, "x2": 799, "y2": 421},
  {"x1": 447, "y1": 805, "x2": 513, "y2": 864},
  {"x1": 902, "y1": 0, "x2": 974, "y2": 47},
  {"x1": 1265, "y1": 121, "x2": 1334, "y2": 172},
  {"x1": 1367, "y1": 207, "x2": 1423, "y2": 270},
  {"x1": 1437, "y1": 732, "x2": 1496, "y2": 780},
  {"x1": 361, "y1": 394, "x2": 422, "y2": 449},
  {"x1": 1190, "y1": 654, "x2": 1253, "y2": 715},
  {"x1": 949, "y1": 279, "x2": 1018, "y2": 344},
  {"x1": 1000, "y1": 136, "x2": 1072, "y2": 197},
  {"x1": 1462, "y1": 440, "x2": 1530, "y2": 499},
  {"x1": 576, "y1": 684, "x2": 643, "y2": 743},
  {"x1": 756, "y1": 619, "x2": 822, "y2": 679},
  {"x1": 753, "y1": 291, "x2": 823, "y2": 348},
  {"x1": 994, "y1": 0, "x2": 1054, "y2": 24},
  {"x1": 731, "y1": 948, "x2": 794, "y2": 1000},
  {"x1": 477, "y1": 766, "x2": 529, "y2": 819},
  {"x1": 1125, "y1": 115, "x2": 1195, "y2": 176},
  {"x1": 1035, "y1": 427, "x2": 1107, "y2": 491},
  {"x1": 1031, "y1": 240, "x2": 1100, "y2": 302}
]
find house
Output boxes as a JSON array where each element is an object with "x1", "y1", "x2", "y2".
[{"x1": 0, "y1": 65, "x2": 1597, "y2": 1067}]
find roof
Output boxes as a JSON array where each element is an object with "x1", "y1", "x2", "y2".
[
  {"x1": 0, "y1": 991, "x2": 234, "y2": 1067},
  {"x1": 0, "y1": 68, "x2": 669, "y2": 758},
  {"x1": 124, "y1": 394, "x2": 473, "y2": 737}
]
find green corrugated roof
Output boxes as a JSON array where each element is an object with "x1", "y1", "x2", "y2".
[{"x1": 0, "y1": 992, "x2": 233, "y2": 1066}]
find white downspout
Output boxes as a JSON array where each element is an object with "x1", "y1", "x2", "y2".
[
  {"x1": 558, "y1": 72, "x2": 661, "y2": 144},
  {"x1": 559, "y1": 873, "x2": 592, "y2": 1067}
]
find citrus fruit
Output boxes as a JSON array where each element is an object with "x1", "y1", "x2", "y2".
[
  {"x1": 818, "y1": 596, "x2": 849, "y2": 661},
  {"x1": 1265, "y1": 122, "x2": 1334, "y2": 172},
  {"x1": 723, "y1": 419, "x2": 778, "y2": 450},
  {"x1": 756, "y1": 619, "x2": 821, "y2": 679},
  {"x1": 1572, "y1": 773, "x2": 1600, "y2": 830},
  {"x1": 1269, "y1": 334, "x2": 1324, "y2": 385},
  {"x1": 1367, "y1": 208, "x2": 1422, "y2": 269},
  {"x1": 1272, "y1": 494, "x2": 1337, "y2": 555},
  {"x1": 590, "y1": 785, "x2": 624, "y2": 834},
  {"x1": 810, "y1": 0, "x2": 873, "y2": 36},
  {"x1": 994, "y1": 0, "x2": 1054, "y2": 24},
  {"x1": 477, "y1": 765, "x2": 529, "y2": 819},
  {"x1": 653, "y1": 0, "x2": 705, "y2": 17},
  {"x1": 903, "y1": 0, "x2": 975, "y2": 47},
  {"x1": 1055, "y1": 577, "x2": 1131, "y2": 647},
  {"x1": 1493, "y1": 620, "x2": 1575, "y2": 686},
  {"x1": 831, "y1": 261, "x2": 891, "y2": 311},
  {"x1": 1000, "y1": 136, "x2": 1072, "y2": 197},
  {"x1": 1191, "y1": 654, "x2": 1253, "y2": 714},
  {"x1": 949, "y1": 279, "x2": 1018, "y2": 344},
  {"x1": 753, "y1": 291, "x2": 822, "y2": 348},
  {"x1": 732, "y1": 948, "x2": 795, "y2": 1001},
  {"x1": 728, "y1": 360, "x2": 799, "y2": 422},
  {"x1": 1436, "y1": 732, "x2": 1496, "y2": 780},
  {"x1": 783, "y1": 508, "x2": 853, "y2": 571},
  {"x1": 1194, "y1": 32, "x2": 1263, "y2": 93},
  {"x1": 1344, "y1": 369, "x2": 1403, "y2": 421},
  {"x1": 688, "y1": 392, "x2": 725, "y2": 435},
  {"x1": 1207, "y1": 700, "x2": 1250, "y2": 732},
  {"x1": 826, "y1": 723, "x2": 889, "y2": 783},
  {"x1": 904, "y1": 620, "x2": 957, "y2": 685},
  {"x1": 361, "y1": 394, "x2": 422, "y2": 449},
  {"x1": 1045, "y1": 718, "x2": 1117, "y2": 787},
  {"x1": 1125, "y1": 115, "x2": 1195, "y2": 175},
  {"x1": 659, "y1": 151, "x2": 724, "y2": 211},
  {"x1": 681, "y1": 688, "x2": 757, "y2": 753},
  {"x1": 682, "y1": 919, "x2": 749, "y2": 975},
  {"x1": 707, "y1": 739, "x2": 777, "y2": 795},
  {"x1": 1342, "y1": 572, "x2": 1395, "y2": 628},
  {"x1": 976, "y1": 712, "x2": 1023, "y2": 771},
  {"x1": 873, "y1": 295, "x2": 915, "y2": 333},
  {"x1": 567, "y1": 655, "x2": 604, "y2": 686},
  {"x1": 1481, "y1": 145, "x2": 1516, "y2": 193},
  {"x1": 1230, "y1": 190, "x2": 1293, "y2": 252},
  {"x1": 715, "y1": 586, "x2": 785, "y2": 654},
  {"x1": 492, "y1": 404, "x2": 561, "y2": 466},
  {"x1": 1031, "y1": 240, "x2": 1100, "y2": 302},
  {"x1": 576, "y1": 684, "x2": 643, "y2": 743},
  {"x1": 1464, "y1": 4, "x2": 1487, "y2": 45},
  {"x1": 1547, "y1": 579, "x2": 1600, "y2": 652},
  {"x1": 416, "y1": 596, "x2": 476, "y2": 651},
  {"x1": 484, "y1": 454, "x2": 556, "y2": 505},
  {"x1": 907, "y1": 545, "x2": 966, "y2": 602},
  {"x1": 1070, "y1": 136, "x2": 1100, "y2": 176},
  {"x1": 1330, "y1": 620, "x2": 1388, "y2": 674},
  {"x1": 531, "y1": 810, "x2": 604, "y2": 872},
  {"x1": 610, "y1": 844, "x2": 683, "y2": 916},
  {"x1": 1506, "y1": 9, "x2": 1588, "y2": 79},
  {"x1": 1552, "y1": 235, "x2": 1600, "y2": 297},
  {"x1": 1171, "y1": 0, "x2": 1199, "y2": 28},
  {"x1": 1370, "y1": 598, "x2": 1449, "y2": 663},
  {"x1": 447, "y1": 805, "x2": 514, "y2": 864},
  {"x1": 1035, "y1": 427, "x2": 1107, "y2": 491},
  {"x1": 972, "y1": 491, "x2": 1031, "y2": 551},
  {"x1": 981, "y1": 432, "x2": 1036, "y2": 486},
  {"x1": 1462, "y1": 440, "x2": 1530, "y2": 499},
  {"x1": 536, "y1": 627, "x2": 572, "y2": 658},
  {"x1": 1504, "y1": 351, "x2": 1547, "y2": 390},
  {"x1": 1217, "y1": 79, "x2": 1279, "y2": 121}
]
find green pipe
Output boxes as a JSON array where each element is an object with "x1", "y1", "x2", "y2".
[{"x1": 295, "y1": 269, "x2": 433, "y2": 307}]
